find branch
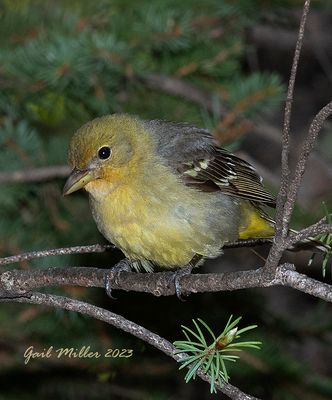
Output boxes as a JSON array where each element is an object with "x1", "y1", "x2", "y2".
[
  {"x1": 281, "y1": 101, "x2": 332, "y2": 227},
  {"x1": 263, "y1": 0, "x2": 331, "y2": 272},
  {"x1": 275, "y1": 0, "x2": 311, "y2": 238},
  {"x1": 248, "y1": 20, "x2": 332, "y2": 58},
  {"x1": 0, "y1": 244, "x2": 115, "y2": 267},
  {"x1": 0, "y1": 239, "x2": 271, "y2": 267},
  {"x1": 288, "y1": 223, "x2": 332, "y2": 246},
  {"x1": 1, "y1": 264, "x2": 331, "y2": 303},
  {"x1": 0, "y1": 165, "x2": 70, "y2": 183},
  {"x1": 277, "y1": 263, "x2": 332, "y2": 301},
  {"x1": 142, "y1": 74, "x2": 226, "y2": 116},
  {"x1": 1, "y1": 292, "x2": 258, "y2": 400}
]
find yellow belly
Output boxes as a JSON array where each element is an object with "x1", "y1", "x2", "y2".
[
  {"x1": 111, "y1": 221, "x2": 195, "y2": 267},
  {"x1": 86, "y1": 177, "x2": 273, "y2": 269},
  {"x1": 88, "y1": 185, "x2": 214, "y2": 267},
  {"x1": 87, "y1": 178, "x2": 236, "y2": 268}
]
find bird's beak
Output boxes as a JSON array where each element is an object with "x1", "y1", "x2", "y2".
[{"x1": 63, "y1": 168, "x2": 94, "y2": 196}]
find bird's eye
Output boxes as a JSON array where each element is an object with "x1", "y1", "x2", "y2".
[{"x1": 98, "y1": 146, "x2": 111, "y2": 160}]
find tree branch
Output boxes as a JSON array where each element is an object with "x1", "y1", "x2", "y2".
[
  {"x1": 276, "y1": 263, "x2": 332, "y2": 301},
  {"x1": 1, "y1": 264, "x2": 331, "y2": 303},
  {"x1": 281, "y1": 101, "x2": 332, "y2": 227},
  {"x1": 288, "y1": 223, "x2": 332, "y2": 246},
  {"x1": 0, "y1": 239, "x2": 271, "y2": 267},
  {"x1": 142, "y1": 74, "x2": 227, "y2": 116},
  {"x1": 0, "y1": 165, "x2": 70, "y2": 183},
  {"x1": 275, "y1": 0, "x2": 311, "y2": 239},
  {"x1": 1, "y1": 292, "x2": 259, "y2": 400},
  {"x1": 0, "y1": 244, "x2": 115, "y2": 267}
]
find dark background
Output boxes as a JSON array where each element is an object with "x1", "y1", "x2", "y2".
[{"x1": 0, "y1": 1, "x2": 331, "y2": 399}]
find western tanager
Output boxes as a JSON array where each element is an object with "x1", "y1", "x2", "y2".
[{"x1": 63, "y1": 114, "x2": 278, "y2": 273}]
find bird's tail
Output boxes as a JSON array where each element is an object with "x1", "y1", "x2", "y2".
[{"x1": 238, "y1": 204, "x2": 331, "y2": 263}]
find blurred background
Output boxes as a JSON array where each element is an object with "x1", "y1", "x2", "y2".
[{"x1": 0, "y1": 0, "x2": 331, "y2": 399}]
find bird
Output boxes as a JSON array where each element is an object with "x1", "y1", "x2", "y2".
[{"x1": 63, "y1": 113, "x2": 279, "y2": 278}]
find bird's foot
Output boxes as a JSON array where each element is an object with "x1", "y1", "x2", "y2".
[
  {"x1": 171, "y1": 264, "x2": 194, "y2": 301},
  {"x1": 105, "y1": 259, "x2": 131, "y2": 299},
  {"x1": 171, "y1": 255, "x2": 203, "y2": 300}
]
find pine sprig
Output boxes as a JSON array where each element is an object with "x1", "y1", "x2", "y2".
[{"x1": 173, "y1": 316, "x2": 261, "y2": 393}]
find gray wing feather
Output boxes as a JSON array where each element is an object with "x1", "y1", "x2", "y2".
[
  {"x1": 144, "y1": 119, "x2": 276, "y2": 207},
  {"x1": 144, "y1": 119, "x2": 214, "y2": 162}
]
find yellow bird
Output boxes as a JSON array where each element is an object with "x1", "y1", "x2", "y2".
[{"x1": 63, "y1": 114, "x2": 276, "y2": 274}]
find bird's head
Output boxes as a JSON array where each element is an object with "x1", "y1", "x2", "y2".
[{"x1": 63, "y1": 114, "x2": 150, "y2": 196}]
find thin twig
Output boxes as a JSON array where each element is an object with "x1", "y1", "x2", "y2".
[
  {"x1": 0, "y1": 165, "x2": 70, "y2": 183},
  {"x1": 0, "y1": 244, "x2": 115, "y2": 266},
  {"x1": 265, "y1": 0, "x2": 313, "y2": 273},
  {"x1": 288, "y1": 223, "x2": 332, "y2": 246},
  {"x1": 1, "y1": 292, "x2": 258, "y2": 400},
  {"x1": 275, "y1": 0, "x2": 311, "y2": 239},
  {"x1": 142, "y1": 74, "x2": 227, "y2": 116},
  {"x1": 0, "y1": 239, "x2": 271, "y2": 267},
  {"x1": 223, "y1": 238, "x2": 273, "y2": 248},
  {"x1": 281, "y1": 101, "x2": 332, "y2": 227}
]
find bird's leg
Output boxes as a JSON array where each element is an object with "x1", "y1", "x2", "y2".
[
  {"x1": 173, "y1": 265, "x2": 193, "y2": 301},
  {"x1": 172, "y1": 254, "x2": 203, "y2": 300},
  {"x1": 105, "y1": 258, "x2": 132, "y2": 299}
]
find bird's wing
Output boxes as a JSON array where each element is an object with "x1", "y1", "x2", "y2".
[
  {"x1": 146, "y1": 119, "x2": 276, "y2": 207},
  {"x1": 177, "y1": 147, "x2": 276, "y2": 207}
]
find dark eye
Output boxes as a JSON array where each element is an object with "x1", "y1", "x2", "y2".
[{"x1": 98, "y1": 146, "x2": 111, "y2": 160}]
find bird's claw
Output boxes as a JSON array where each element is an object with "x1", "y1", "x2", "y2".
[
  {"x1": 172, "y1": 264, "x2": 193, "y2": 301},
  {"x1": 105, "y1": 259, "x2": 131, "y2": 299}
]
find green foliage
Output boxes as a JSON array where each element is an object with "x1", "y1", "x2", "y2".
[
  {"x1": 0, "y1": 0, "x2": 283, "y2": 126},
  {"x1": 227, "y1": 72, "x2": 284, "y2": 117},
  {"x1": 173, "y1": 316, "x2": 261, "y2": 393},
  {"x1": 0, "y1": 0, "x2": 284, "y2": 257}
]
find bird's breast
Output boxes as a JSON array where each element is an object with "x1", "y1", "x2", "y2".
[{"x1": 86, "y1": 177, "x2": 239, "y2": 267}]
